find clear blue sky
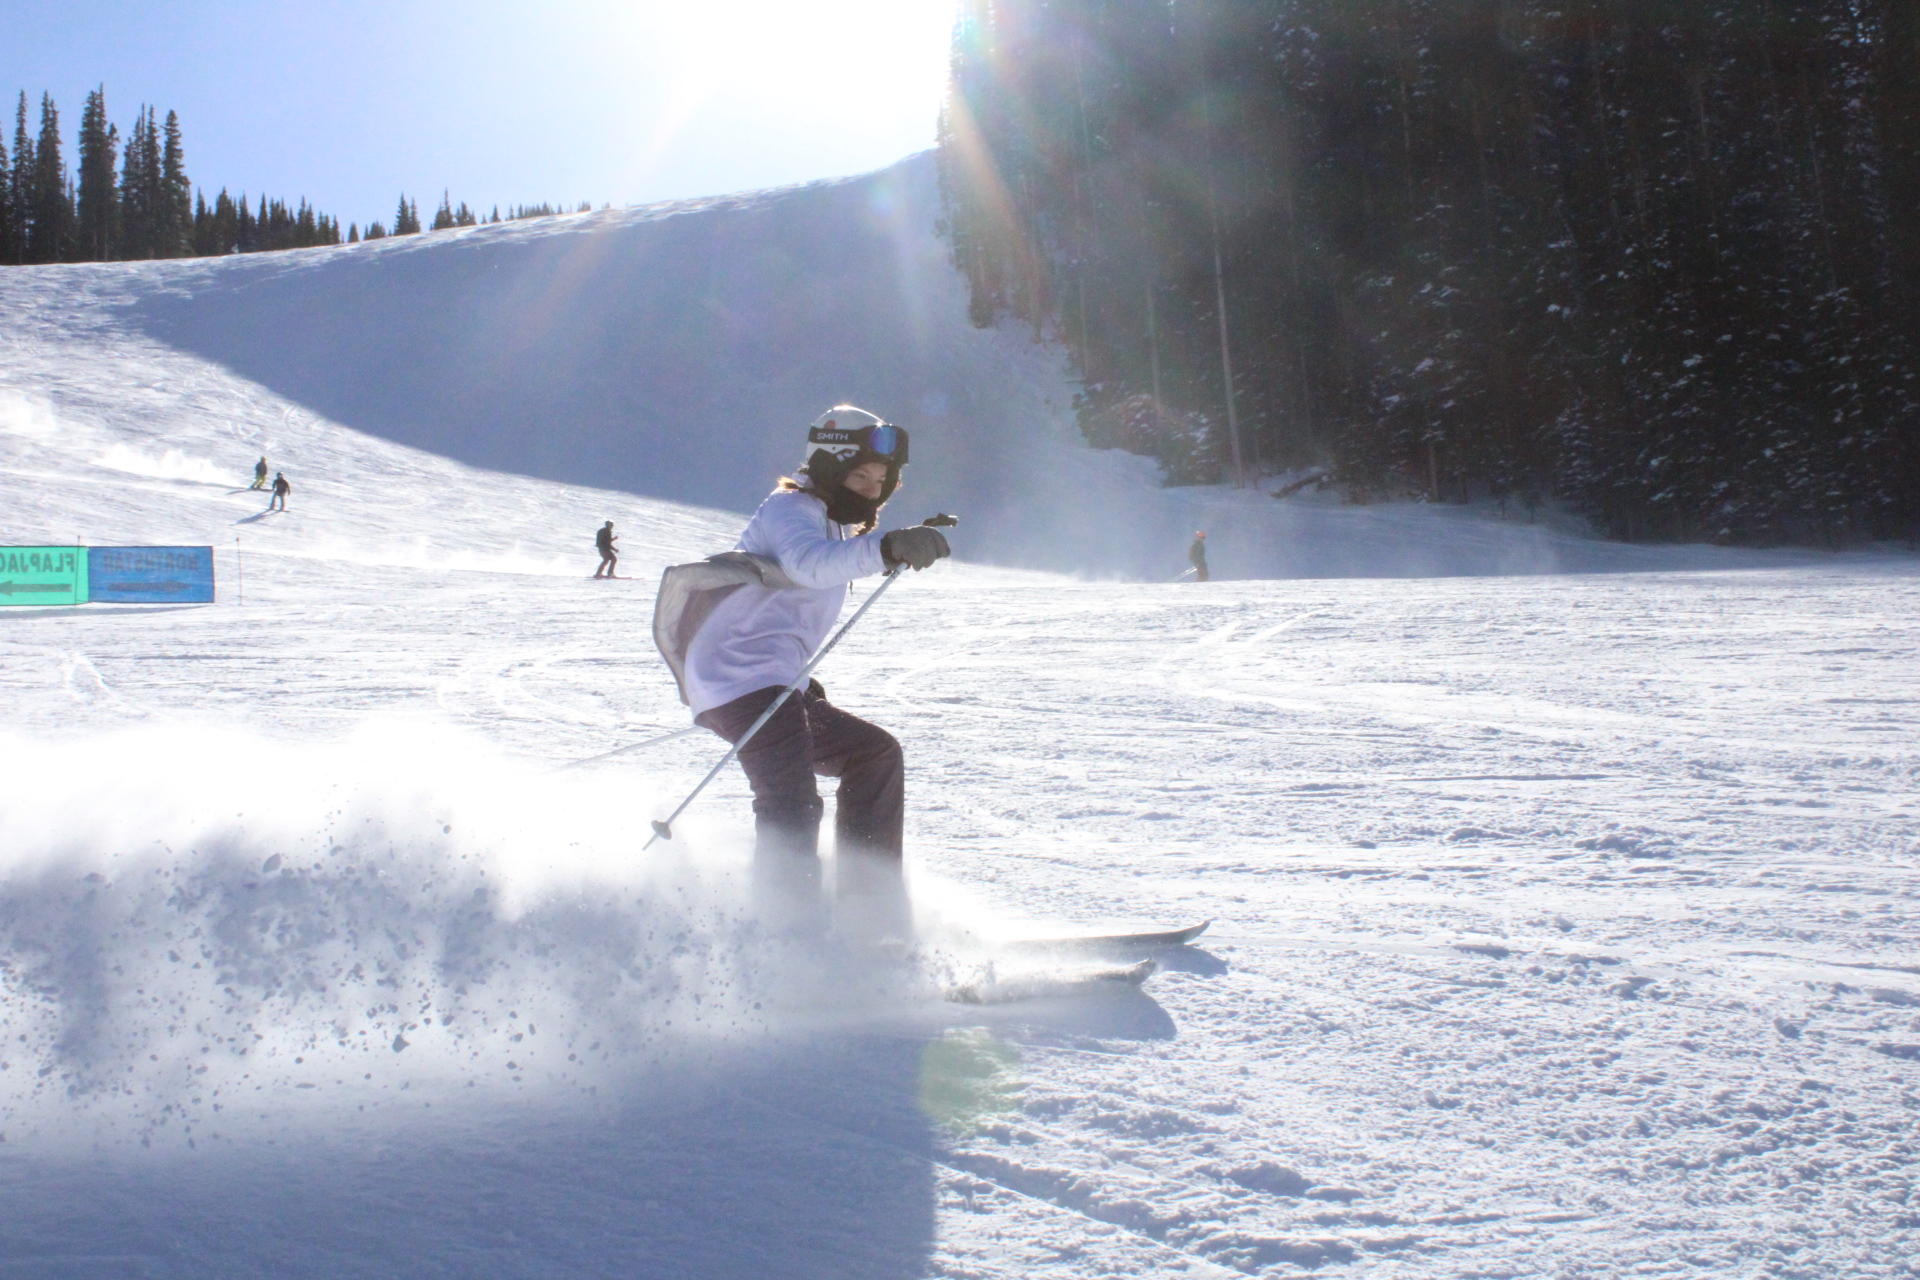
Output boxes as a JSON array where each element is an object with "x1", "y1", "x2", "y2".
[{"x1": 5, "y1": 0, "x2": 960, "y2": 228}]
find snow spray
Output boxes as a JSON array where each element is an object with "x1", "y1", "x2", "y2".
[{"x1": 0, "y1": 721, "x2": 826, "y2": 1153}]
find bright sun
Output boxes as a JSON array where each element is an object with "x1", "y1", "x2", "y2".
[
  {"x1": 656, "y1": 0, "x2": 956, "y2": 93},
  {"x1": 579, "y1": 0, "x2": 961, "y2": 189}
]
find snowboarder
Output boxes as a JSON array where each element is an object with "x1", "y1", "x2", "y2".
[
  {"x1": 593, "y1": 521, "x2": 619, "y2": 578},
  {"x1": 269, "y1": 472, "x2": 290, "y2": 511},
  {"x1": 674, "y1": 405, "x2": 949, "y2": 937},
  {"x1": 250, "y1": 457, "x2": 269, "y2": 489},
  {"x1": 1189, "y1": 531, "x2": 1209, "y2": 582}
]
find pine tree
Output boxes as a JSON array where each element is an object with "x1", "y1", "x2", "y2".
[
  {"x1": 190, "y1": 189, "x2": 208, "y2": 254},
  {"x1": 394, "y1": 194, "x2": 420, "y2": 234},
  {"x1": 431, "y1": 190, "x2": 455, "y2": 231},
  {"x1": 348, "y1": 222, "x2": 359, "y2": 243},
  {"x1": 159, "y1": 110, "x2": 190, "y2": 257},
  {"x1": 6, "y1": 94, "x2": 29, "y2": 265},
  {"x1": 0, "y1": 127, "x2": 9, "y2": 266},
  {"x1": 194, "y1": 187, "x2": 240, "y2": 256},
  {"x1": 76, "y1": 87, "x2": 119, "y2": 261},
  {"x1": 364, "y1": 220, "x2": 387, "y2": 240},
  {"x1": 260, "y1": 195, "x2": 288, "y2": 250},
  {"x1": 28, "y1": 94, "x2": 74, "y2": 263},
  {"x1": 117, "y1": 106, "x2": 157, "y2": 259}
]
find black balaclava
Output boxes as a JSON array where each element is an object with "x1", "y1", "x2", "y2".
[{"x1": 821, "y1": 483, "x2": 883, "y2": 528}]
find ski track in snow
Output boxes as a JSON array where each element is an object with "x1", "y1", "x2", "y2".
[{"x1": 2, "y1": 198, "x2": 1919, "y2": 1278}]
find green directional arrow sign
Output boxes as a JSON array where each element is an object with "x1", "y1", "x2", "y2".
[{"x1": 0, "y1": 547, "x2": 87, "y2": 606}]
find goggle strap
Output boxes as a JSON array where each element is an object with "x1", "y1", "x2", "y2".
[{"x1": 808, "y1": 422, "x2": 909, "y2": 465}]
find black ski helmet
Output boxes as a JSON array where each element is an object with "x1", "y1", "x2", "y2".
[{"x1": 803, "y1": 405, "x2": 908, "y2": 504}]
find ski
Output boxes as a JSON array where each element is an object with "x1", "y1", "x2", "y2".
[
  {"x1": 946, "y1": 958, "x2": 1156, "y2": 1005},
  {"x1": 996, "y1": 919, "x2": 1211, "y2": 958}
]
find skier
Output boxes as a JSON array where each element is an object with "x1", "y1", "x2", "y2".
[
  {"x1": 269, "y1": 472, "x2": 290, "y2": 511},
  {"x1": 250, "y1": 457, "x2": 269, "y2": 489},
  {"x1": 1189, "y1": 530, "x2": 1209, "y2": 582},
  {"x1": 675, "y1": 405, "x2": 949, "y2": 937},
  {"x1": 593, "y1": 521, "x2": 618, "y2": 578}
]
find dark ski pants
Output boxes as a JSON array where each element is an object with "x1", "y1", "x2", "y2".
[
  {"x1": 595, "y1": 552, "x2": 617, "y2": 577},
  {"x1": 695, "y1": 680, "x2": 904, "y2": 862}
]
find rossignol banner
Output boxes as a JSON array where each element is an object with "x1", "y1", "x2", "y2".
[
  {"x1": 0, "y1": 546, "x2": 217, "y2": 606},
  {"x1": 87, "y1": 546, "x2": 216, "y2": 604},
  {"x1": 0, "y1": 547, "x2": 87, "y2": 605}
]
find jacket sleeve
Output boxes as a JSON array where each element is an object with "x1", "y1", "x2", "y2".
[{"x1": 760, "y1": 493, "x2": 886, "y2": 588}]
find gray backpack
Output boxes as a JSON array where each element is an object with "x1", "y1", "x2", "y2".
[{"x1": 651, "y1": 552, "x2": 795, "y2": 705}]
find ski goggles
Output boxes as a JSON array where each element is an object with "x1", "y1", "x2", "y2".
[{"x1": 808, "y1": 421, "x2": 910, "y2": 465}]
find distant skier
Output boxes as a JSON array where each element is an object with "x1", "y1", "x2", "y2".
[
  {"x1": 1189, "y1": 531, "x2": 1209, "y2": 582},
  {"x1": 657, "y1": 405, "x2": 949, "y2": 939},
  {"x1": 250, "y1": 457, "x2": 269, "y2": 489},
  {"x1": 269, "y1": 472, "x2": 290, "y2": 511},
  {"x1": 593, "y1": 521, "x2": 619, "y2": 578}
]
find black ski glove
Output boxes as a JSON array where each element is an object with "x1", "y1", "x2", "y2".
[{"x1": 881, "y1": 525, "x2": 951, "y2": 571}]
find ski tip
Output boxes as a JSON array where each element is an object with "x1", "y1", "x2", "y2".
[
  {"x1": 1114, "y1": 957, "x2": 1157, "y2": 982},
  {"x1": 1128, "y1": 920, "x2": 1209, "y2": 947},
  {"x1": 1003, "y1": 920, "x2": 1214, "y2": 954}
]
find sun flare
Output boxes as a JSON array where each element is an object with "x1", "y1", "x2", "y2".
[{"x1": 574, "y1": 0, "x2": 961, "y2": 191}]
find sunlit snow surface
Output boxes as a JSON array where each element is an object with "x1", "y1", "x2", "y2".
[{"x1": 2, "y1": 180, "x2": 1918, "y2": 1278}]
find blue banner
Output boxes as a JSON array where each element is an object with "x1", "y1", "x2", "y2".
[{"x1": 87, "y1": 546, "x2": 215, "y2": 604}]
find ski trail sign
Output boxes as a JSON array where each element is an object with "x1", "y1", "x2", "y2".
[
  {"x1": 0, "y1": 547, "x2": 87, "y2": 606},
  {"x1": 87, "y1": 547, "x2": 215, "y2": 603}
]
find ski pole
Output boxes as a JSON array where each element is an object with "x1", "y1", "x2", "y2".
[
  {"x1": 551, "y1": 725, "x2": 703, "y2": 773},
  {"x1": 644, "y1": 566, "x2": 905, "y2": 851}
]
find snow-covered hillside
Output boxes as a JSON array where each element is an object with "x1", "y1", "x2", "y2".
[
  {"x1": 3, "y1": 148, "x2": 1865, "y2": 583},
  {"x1": 1, "y1": 161, "x2": 1917, "y2": 1278}
]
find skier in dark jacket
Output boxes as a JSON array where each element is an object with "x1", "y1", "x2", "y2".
[
  {"x1": 677, "y1": 405, "x2": 949, "y2": 938},
  {"x1": 593, "y1": 522, "x2": 618, "y2": 577},
  {"x1": 1189, "y1": 531, "x2": 1209, "y2": 582},
  {"x1": 250, "y1": 457, "x2": 269, "y2": 489},
  {"x1": 269, "y1": 472, "x2": 290, "y2": 511}
]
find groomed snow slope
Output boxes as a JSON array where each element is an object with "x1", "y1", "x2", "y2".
[{"x1": 1, "y1": 169, "x2": 1918, "y2": 1279}]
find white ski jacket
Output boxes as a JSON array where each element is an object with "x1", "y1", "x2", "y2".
[{"x1": 681, "y1": 487, "x2": 887, "y2": 715}]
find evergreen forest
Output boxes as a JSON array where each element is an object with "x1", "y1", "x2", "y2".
[
  {"x1": 2, "y1": 87, "x2": 593, "y2": 265},
  {"x1": 2, "y1": 89, "x2": 346, "y2": 261},
  {"x1": 939, "y1": 0, "x2": 1920, "y2": 543}
]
